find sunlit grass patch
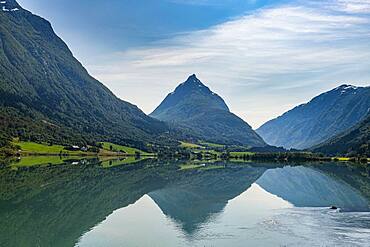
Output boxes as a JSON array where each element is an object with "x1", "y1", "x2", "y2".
[
  {"x1": 199, "y1": 142, "x2": 225, "y2": 148},
  {"x1": 335, "y1": 157, "x2": 351, "y2": 161},
  {"x1": 16, "y1": 141, "x2": 64, "y2": 153},
  {"x1": 100, "y1": 142, "x2": 153, "y2": 156},
  {"x1": 13, "y1": 141, "x2": 86, "y2": 155},
  {"x1": 179, "y1": 141, "x2": 204, "y2": 149}
]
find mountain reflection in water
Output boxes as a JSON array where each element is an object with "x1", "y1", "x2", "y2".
[{"x1": 0, "y1": 159, "x2": 369, "y2": 247}]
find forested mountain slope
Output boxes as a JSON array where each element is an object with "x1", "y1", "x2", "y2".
[
  {"x1": 0, "y1": 0, "x2": 169, "y2": 148},
  {"x1": 312, "y1": 114, "x2": 369, "y2": 156}
]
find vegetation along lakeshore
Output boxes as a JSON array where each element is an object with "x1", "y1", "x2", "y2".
[
  {"x1": 0, "y1": 1, "x2": 368, "y2": 161},
  {"x1": 0, "y1": 0, "x2": 369, "y2": 246}
]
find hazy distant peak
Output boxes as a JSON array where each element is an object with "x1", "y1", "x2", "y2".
[{"x1": 257, "y1": 83, "x2": 370, "y2": 149}]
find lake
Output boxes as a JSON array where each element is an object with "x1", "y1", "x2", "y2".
[{"x1": 0, "y1": 158, "x2": 369, "y2": 246}]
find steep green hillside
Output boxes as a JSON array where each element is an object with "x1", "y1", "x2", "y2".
[
  {"x1": 312, "y1": 114, "x2": 370, "y2": 156},
  {"x1": 0, "y1": 0, "x2": 169, "y2": 148}
]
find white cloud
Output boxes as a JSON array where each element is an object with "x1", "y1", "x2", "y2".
[
  {"x1": 336, "y1": 0, "x2": 370, "y2": 13},
  {"x1": 88, "y1": 0, "x2": 370, "y2": 128}
]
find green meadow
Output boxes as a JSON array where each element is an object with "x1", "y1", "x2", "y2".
[
  {"x1": 100, "y1": 142, "x2": 153, "y2": 156},
  {"x1": 199, "y1": 142, "x2": 225, "y2": 148},
  {"x1": 11, "y1": 140, "x2": 153, "y2": 157},
  {"x1": 13, "y1": 141, "x2": 88, "y2": 155},
  {"x1": 179, "y1": 141, "x2": 205, "y2": 149}
]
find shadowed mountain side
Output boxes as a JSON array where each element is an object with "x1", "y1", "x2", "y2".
[
  {"x1": 0, "y1": 0, "x2": 170, "y2": 147},
  {"x1": 256, "y1": 165, "x2": 370, "y2": 212},
  {"x1": 148, "y1": 166, "x2": 267, "y2": 234},
  {"x1": 312, "y1": 114, "x2": 370, "y2": 156}
]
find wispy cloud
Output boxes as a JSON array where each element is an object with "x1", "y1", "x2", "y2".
[
  {"x1": 336, "y1": 0, "x2": 370, "y2": 13},
  {"x1": 88, "y1": 0, "x2": 370, "y2": 128}
]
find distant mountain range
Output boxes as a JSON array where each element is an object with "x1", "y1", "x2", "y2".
[
  {"x1": 257, "y1": 85, "x2": 370, "y2": 150},
  {"x1": 150, "y1": 75, "x2": 266, "y2": 146},
  {"x1": 0, "y1": 0, "x2": 170, "y2": 148}
]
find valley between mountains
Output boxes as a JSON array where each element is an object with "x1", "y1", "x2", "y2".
[{"x1": 0, "y1": 0, "x2": 369, "y2": 160}]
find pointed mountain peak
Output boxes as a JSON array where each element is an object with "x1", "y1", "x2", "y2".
[
  {"x1": 163, "y1": 74, "x2": 229, "y2": 112},
  {"x1": 186, "y1": 74, "x2": 200, "y2": 83},
  {"x1": 172, "y1": 74, "x2": 209, "y2": 94},
  {"x1": 150, "y1": 75, "x2": 266, "y2": 147},
  {"x1": 188, "y1": 74, "x2": 198, "y2": 81},
  {"x1": 180, "y1": 74, "x2": 205, "y2": 88},
  {"x1": 151, "y1": 74, "x2": 231, "y2": 118}
]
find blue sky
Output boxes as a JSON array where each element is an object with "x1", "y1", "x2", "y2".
[
  {"x1": 18, "y1": 0, "x2": 370, "y2": 128},
  {"x1": 18, "y1": 0, "x2": 281, "y2": 56}
]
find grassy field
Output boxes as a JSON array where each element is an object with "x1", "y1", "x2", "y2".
[
  {"x1": 199, "y1": 142, "x2": 225, "y2": 148},
  {"x1": 16, "y1": 141, "x2": 65, "y2": 153},
  {"x1": 12, "y1": 140, "x2": 154, "y2": 157},
  {"x1": 13, "y1": 141, "x2": 88, "y2": 155},
  {"x1": 192, "y1": 150, "x2": 221, "y2": 157},
  {"x1": 179, "y1": 141, "x2": 204, "y2": 149},
  {"x1": 100, "y1": 142, "x2": 153, "y2": 156},
  {"x1": 332, "y1": 157, "x2": 370, "y2": 162},
  {"x1": 334, "y1": 157, "x2": 351, "y2": 161}
]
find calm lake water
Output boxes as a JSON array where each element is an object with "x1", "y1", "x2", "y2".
[{"x1": 0, "y1": 158, "x2": 369, "y2": 247}]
